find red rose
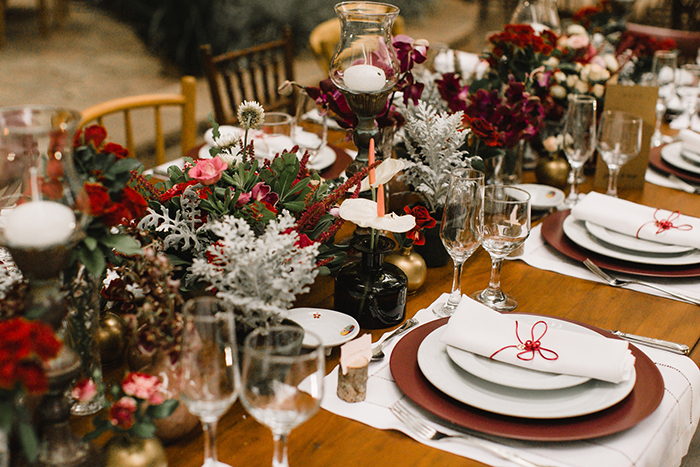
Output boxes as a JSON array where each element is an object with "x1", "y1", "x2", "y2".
[
  {"x1": 101, "y1": 142, "x2": 129, "y2": 159},
  {"x1": 119, "y1": 186, "x2": 147, "y2": 220},
  {"x1": 82, "y1": 182, "x2": 113, "y2": 217},
  {"x1": 16, "y1": 362, "x2": 48, "y2": 394},
  {"x1": 161, "y1": 180, "x2": 198, "y2": 204},
  {"x1": 81, "y1": 125, "x2": 108, "y2": 148},
  {"x1": 402, "y1": 205, "x2": 437, "y2": 246},
  {"x1": 100, "y1": 203, "x2": 132, "y2": 227}
]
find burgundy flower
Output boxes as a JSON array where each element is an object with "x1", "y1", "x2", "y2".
[
  {"x1": 436, "y1": 73, "x2": 469, "y2": 113},
  {"x1": 101, "y1": 142, "x2": 129, "y2": 160},
  {"x1": 393, "y1": 35, "x2": 429, "y2": 74},
  {"x1": 109, "y1": 396, "x2": 137, "y2": 430}
]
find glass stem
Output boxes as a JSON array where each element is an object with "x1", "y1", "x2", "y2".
[
  {"x1": 202, "y1": 421, "x2": 219, "y2": 467},
  {"x1": 447, "y1": 261, "x2": 464, "y2": 307},
  {"x1": 606, "y1": 167, "x2": 621, "y2": 197},
  {"x1": 484, "y1": 257, "x2": 505, "y2": 300},
  {"x1": 272, "y1": 433, "x2": 290, "y2": 467},
  {"x1": 567, "y1": 167, "x2": 580, "y2": 201}
]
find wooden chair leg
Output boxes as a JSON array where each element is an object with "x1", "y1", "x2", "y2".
[
  {"x1": 37, "y1": 0, "x2": 49, "y2": 36},
  {"x1": 0, "y1": 0, "x2": 6, "y2": 48},
  {"x1": 56, "y1": 0, "x2": 69, "y2": 27}
]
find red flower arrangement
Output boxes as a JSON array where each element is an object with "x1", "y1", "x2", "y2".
[{"x1": 393, "y1": 205, "x2": 437, "y2": 249}]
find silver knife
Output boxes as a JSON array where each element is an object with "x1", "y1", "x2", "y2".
[{"x1": 609, "y1": 330, "x2": 690, "y2": 355}]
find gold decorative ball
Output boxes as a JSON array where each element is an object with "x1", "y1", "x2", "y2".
[
  {"x1": 96, "y1": 312, "x2": 128, "y2": 365},
  {"x1": 535, "y1": 155, "x2": 570, "y2": 189},
  {"x1": 385, "y1": 248, "x2": 428, "y2": 294}
]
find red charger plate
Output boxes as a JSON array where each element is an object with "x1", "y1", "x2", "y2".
[
  {"x1": 390, "y1": 318, "x2": 664, "y2": 441},
  {"x1": 648, "y1": 145, "x2": 700, "y2": 185}
]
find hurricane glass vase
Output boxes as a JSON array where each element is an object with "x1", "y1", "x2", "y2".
[{"x1": 334, "y1": 235, "x2": 407, "y2": 329}]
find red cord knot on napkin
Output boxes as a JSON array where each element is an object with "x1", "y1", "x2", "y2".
[
  {"x1": 489, "y1": 321, "x2": 559, "y2": 362},
  {"x1": 636, "y1": 209, "x2": 693, "y2": 237}
]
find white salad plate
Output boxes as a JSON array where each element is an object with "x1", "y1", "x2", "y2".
[
  {"x1": 584, "y1": 221, "x2": 694, "y2": 255},
  {"x1": 287, "y1": 308, "x2": 359, "y2": 349},
  {"x1": 417, "y1": 324, "x2": 636, "y2": 419},
  {"x1": 445, "y1": 345, "x2": 589, "y2": 390},
  {"x1": 513, "y1": 184, "x2": 565, "y2": 210},
  {"x1": 681, "y1": 148, "x2": 700, "y2": 165},
  {"x1": 563, "y1": 216, "x2": 700, "y2": 265},
  {"x1": 661, "y1": 142, "x2": 700, "y2": 175}
]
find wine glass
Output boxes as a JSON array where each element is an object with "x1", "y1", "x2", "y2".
[
  {"x1": 560, "y1": 95, "x2": 596, "y2": 210},
  {"x1": 179, "y1": 297, "x2": 240, "y2": 467},
  {"x1": 675, "y1": 64, "x2": 700, "y2": 130},
  {"x1": 596, "y1": 110, "x2": 643, "y2": 198},
  {"x1": 650, "y1": 50, "x2": 677, "y2": 147},
  {"x1": 240, "y1": 325, "x2": 324, "y2": 467},
  {"x1": 471, "y1": 186, "x2": 531, "y2": 312},
  {"x1": 436, "y1": 168, "x2": 484, "y2": 317}
]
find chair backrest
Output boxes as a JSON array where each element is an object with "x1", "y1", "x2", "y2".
[
  {"x1": 200, "y1": 26, "x2": 295, "y2": 126},
  {"x1": 626, "y1": 23, "x2": 700, "y2": 63},
  {"x1": 79, "y1": 76, "x2": 197, "y2": 168},
  {"x1": 308, "y1": 16, "x2": 406, "y2": 73}
]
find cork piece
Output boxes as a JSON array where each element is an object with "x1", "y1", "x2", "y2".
[{"x1": 337, "y1": 359, "x2": 368, "y2": 403}]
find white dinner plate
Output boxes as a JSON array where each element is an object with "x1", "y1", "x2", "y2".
[
  {"x1": 513, "y1": 184, "x2": 565, "y2": 210},
  {"x1": 563, "y1": 216, "x2": 700, "y2": 265},
  {"x1": 584, "y1": 221, "x2": 694, "y2": 255},
  {"x1": 681, "y1": 149, "x2": 700, "y2": 165},
  {"x1": 286, "y1": 308, "x2": 359, "y2": 348},
  {"x1": 661, "y1": 142, "x2": 700, "y2": 175},
  {"x1": 418, "y1": 324, "x2": 636, "y2": 419},
  {"x1": 445, "y1": 346, "x2": 589, "y2": 390},
  {"x1": 306, "y1": 145, "x2": 337, "y2": 171}
]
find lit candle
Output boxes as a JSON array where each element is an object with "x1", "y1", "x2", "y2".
[
  {"x1": 368, "y1": 138, "x2": 376, "y2": 186},
  {"x1": 3, "y1": 201, "x2": 76, "y2": 248},
  {"x1": 343, "y1": 64, "x2": 386, "y2": 93}
]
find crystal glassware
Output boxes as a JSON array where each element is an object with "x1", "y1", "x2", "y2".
[
  {"x1": 179, "y1": 296, "x2": 239, "y2": 467},
  {"x1": 240, "y1": 325, "x2": 324, "y2": 467},
  {"x1": 675, "y1": 64, "x2": 700, "y2": 130},
  {"x1": 436, "y1": 168, "x2": 484, "y2": 317},
  {"x1": 510, "y1": 0, "x2": 561, "y2": 33},
  {"x1": 596, "y1": 110, "x2": 643, "y2": 198},
  {"x1": 650, "y1": 50, "x2": 677, "y2": 147},
  {"x1": 471, "y1": 186, "x2": 531, "y2": 312},
  {"x1": 292, "y1": 92, "x2": 328, "y2": 163},
  {"x1": 560, "y1": 95, "x2": 597, "y2": 210}
]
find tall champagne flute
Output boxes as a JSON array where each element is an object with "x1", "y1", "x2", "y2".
[
  {"x1": 650, "y1": 50, "x2": 677, "y2": 147},
  {"x1": 240, "y1": 325, "x2": 324, "y2": 467},
  {"x1": 596, "y1": 110, "x2": 643, "y2": 198},
  {"x1": 436, "y1": 168, "x2": 484, "y2": 317},
  {"x1": 180, "y1": 297, "x2": 239, "y2": 467},
  {"x1": 560, "y1": 95, "x2": 596, "y2": 210},
  {"x1": 471, "y1": 186, "x2": 531, "y2": 312}
]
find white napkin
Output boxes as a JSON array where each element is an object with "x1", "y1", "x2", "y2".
[
  {"x1": 433, "y1": 50, "x2": 489, "y2": 78},
  {"x1": 439, "y1": 296, "x2": 635, "y2": 384},
  {"x1": 251, "y1": 133, "x2": 295, "y2": 159},
  {"x1": 680, "y1": 129, "x2": 700, "y2": 154},
  {"x1": 571, "y1": 192, "x2": 700, "y2": 249}
]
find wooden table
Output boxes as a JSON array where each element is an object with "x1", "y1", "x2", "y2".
[{"x1": 159, "y1": 147, "x2": 700, "y2": 467}]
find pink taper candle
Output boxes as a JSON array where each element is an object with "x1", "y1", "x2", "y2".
[
  {"x1": 369, "y1": 138, "x2": 376, "y2": 186},
  {"x1": 377, "y1": 183, "x2": 385, "y2": 217}
]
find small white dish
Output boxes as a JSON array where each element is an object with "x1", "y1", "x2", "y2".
[
  {"x1": 584, "y1": 221, "x2": 693, "y2": 255},
  {"x1": 204, "y1": 125, "x2": 243, "y2": 146},
  {"x1": 661, "y1": 142, "x2": 700, "y2": 175},
  {"x1": 286, "y1": 308, "x2": 359, "y2": 350},
  {"x1": 513, "y1": 184, "x2": 565, "y2": 210},
  {"x1": 198, "y1": 144, "x2": 213, "y2": 160}
]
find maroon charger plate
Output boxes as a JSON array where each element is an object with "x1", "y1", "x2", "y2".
[
  {"x1": 648, "y1": 145, "x2": 700, "y2": 185},
  {"x1": 541, "y1": 210, "x2": 700, "y2": 278},
  {"x1": 390, "y1": 318, "x2": 664, "y2": 442}
]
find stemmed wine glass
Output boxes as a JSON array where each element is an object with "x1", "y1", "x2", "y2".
[
  {"x1": 436, "y1": 168, "x2": 484, "y2": 317},
  {"x1": 650, "y1": 50, "x2": 677, "y2": 147},
  {"x1": 675, "y1": 64, "x2": 700, "y2": 130},
  {"x1": 240, "y1": 325, "x2": 324, "y2": 467},
  {"x1": 471, "y1": 186, "x2": 531, "y2": 312},
  {"x1": 179, "y1": 297, "x2": 240, "y2": 467},
  {"x1": 596, "y1": 110, "x2": 643, "y2": 198},
  {"x1": 560, "y1": 95, "x2": 597, "y2": 210}
]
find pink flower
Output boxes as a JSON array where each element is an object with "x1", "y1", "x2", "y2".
[
  {"x1": 109, "y1": 396, "x2": 137, "y2": 429},
  {"x1": 188, "y1": 157, "x2": 227, "y2": 185},
  {"x1": 71, "y1": 378, "x2": 97, "y2": 403},
  {"x1": 121, "y1": 372, "x2": 164, "y2": 405}
]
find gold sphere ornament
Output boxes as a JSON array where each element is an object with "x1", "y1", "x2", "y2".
[
  {"x1": 103, "y1": 436, "x2": 167, "y2": 467},
  {"x1": 385, "y1": 247, "x2": 428, "y2": 294},
  {"x1": 535, "y1": 154, "x2": 570, "y2": 189},
  {"x1": 96, "y1": 311, "x2": 128, "y2": 365}
]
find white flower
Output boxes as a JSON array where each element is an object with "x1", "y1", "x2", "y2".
[
  {"x1": 217, "y1": 149, "x2": 241, "y2": 167},
  {"x1": 567, "y1": 74, "x2": 580, "y2": 88},
  {"x1": 587, "y1": 63, "x2": 610, "y2": 83},
  {"x1": 543, "y1": 135, "x2": 561, "y2": 153},
  {"x1": 214, "y1": 132, "x2": 240, "y2": 149},
  {"x1": 360, "y1": 159, "x2": 405, "y2": 191},
  {"x1": 567, "y1": 24, "x2": 587, "y2": 36},
  {"x1": 237, "y1": 101, "x2": 265, "y2": 129},
  {"x1": 566, "y1": 34, "x2": 589, "y2": 50},
  {"x1": 550, "y1": 84, "x2": 567, "y2": 99},
  {"x1": 592, "y1": 84, "x2": 606, "y2": 98},
  {"x1": 553, "y1": 71, "x2": 567, "y2": 83},
  {"x1": 575, "y1": 79, "x2": 589, "y2": 94},
  {"x1": 543, "y1": 57, "x2": 560, "y2": 68},
  {"x1": 603, "y1": 53, "x2": 619, "y2": 72},
  {"x1": 338, "y1": 198, "x2": 415, "y2": 233}
]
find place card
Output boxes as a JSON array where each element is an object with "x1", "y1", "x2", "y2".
[{"x1": 593, "y1": 83, "x2": 658, "y2": 191}]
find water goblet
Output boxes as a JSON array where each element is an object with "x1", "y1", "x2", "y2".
[
  {"x1": 240, "y1": 325, "x2": 324, "y2": 467},
  {"x1": 650, "y1": 50, "x2": 677, "y2": 147},
  {"x1": 560, "y1": 95, "x2": 596, "y2": 210},
  {"x1": 675, "y1": 64, "x2": 700, "y2": 130},
  {"x1": 435, "y1": 168, "x2": 484, "y2": 317},
  {"x1": 596, "y1": 110, "x2": 642, "y2": 198},
  {"x1": 471, "y1": 186, "x2": 531, "y2": 312},
  {"x1": 179, "y1": 297, "x2": 239, "y2": 467}
]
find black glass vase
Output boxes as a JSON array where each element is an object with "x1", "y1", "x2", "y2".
[
  {"x1": 413, "y1": 218, "x2": 450, "y2": 268},
  {"x1": 334, "y1": 235, "x2": 408, "y2": 329}
]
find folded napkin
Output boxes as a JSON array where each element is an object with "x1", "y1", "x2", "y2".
[
  {"x1": 440, "y1": 296, "x2": 635, "y2": 384},
  {"x1": 680, "y1": 129, "x2": 700, "y2": 155},
  {"x1": 250, "y1": 133, "x2": 295, "y2": 159},
  {"x1": 571, "y1": 192, "x2": 700, "y2": 249},
  {"x1": 433, "y1": 50, "x2": 488, "y2": 78}
]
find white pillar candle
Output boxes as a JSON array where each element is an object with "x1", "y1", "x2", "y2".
[
  {"x1": 3, "y1": 201, "x2": 76, "y2": 248},
  {"x1": 343, "y1": 64, "x2": 387, "y2": 93}
]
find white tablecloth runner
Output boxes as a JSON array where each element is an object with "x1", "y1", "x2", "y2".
[{"x1": 320, "y1": 295, "x2": 700, "y2": 467}]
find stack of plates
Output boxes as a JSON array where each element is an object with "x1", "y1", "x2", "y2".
[
  {"x1": 541, "y1": 210, "x2": 700, "y2": 277},
  {"x1": 649, "y1": 142, "x2": 700, "y2": 185},
  {"x1": 390, "y1": 317, "x2": 663, "y2": 441}
]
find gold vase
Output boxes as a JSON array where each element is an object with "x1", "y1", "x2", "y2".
[
  {"x1": 96, "y1": 311, "x2": 128, "y2": 366},
  {"x1": 385, "y1": 247, "x2": 427, "y2": 294},
  {"x1": 103, "y1": 436, "x2": 167, "y2": 467}
]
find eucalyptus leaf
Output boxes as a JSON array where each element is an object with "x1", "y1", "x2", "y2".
[
  {"x1": 101, "y1": 234, "x2": 143, "y2": 256},
  {"x1": 78, "y1": 245, "x2": 106, "y2": 279}
]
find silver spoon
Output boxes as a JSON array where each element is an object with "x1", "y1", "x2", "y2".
[{"x1": 371, "y1": 318, "x2": 419, "y2": 361}]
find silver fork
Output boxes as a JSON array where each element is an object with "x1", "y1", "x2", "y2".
[
  {"x1": 390, "y1": 401, "x2": 554, "y2": 467},
  {"x1": 583, "y1": 258, "x2": 700, "y2": 306}
]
